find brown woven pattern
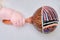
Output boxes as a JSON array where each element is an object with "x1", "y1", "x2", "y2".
[{"x1": 32, "y1": 7, "x2": 42, "y2": 32}]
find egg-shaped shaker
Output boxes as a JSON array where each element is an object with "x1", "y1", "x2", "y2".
[{"x1": 26, "y1": 6, "x2": 59, "y2": 33}]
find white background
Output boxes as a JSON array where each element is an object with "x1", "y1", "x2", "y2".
[{"x1": 0, "y1": 0, "x2": 60, "y2": 40}]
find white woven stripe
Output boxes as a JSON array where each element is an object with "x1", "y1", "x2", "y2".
[{"x1": 43, "y1": 21, "x2": 58, "y2": 25}]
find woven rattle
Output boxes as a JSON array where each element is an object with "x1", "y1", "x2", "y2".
[{"x1": 26, "y1": 6, "x2": 59, "y2": 33}]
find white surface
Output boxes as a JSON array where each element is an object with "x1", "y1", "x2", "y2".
[{"x1": 0, "y1": 0, "x2": 60, "y2": 40}]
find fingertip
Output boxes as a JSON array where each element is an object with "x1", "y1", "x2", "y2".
[{"x1": 2, "y1": 20, "x2": 12, "y2": 25}]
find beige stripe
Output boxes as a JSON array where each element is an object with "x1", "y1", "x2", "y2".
[{"x1": 43, "y1": 24, "x2": 58, "y2": 29}]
